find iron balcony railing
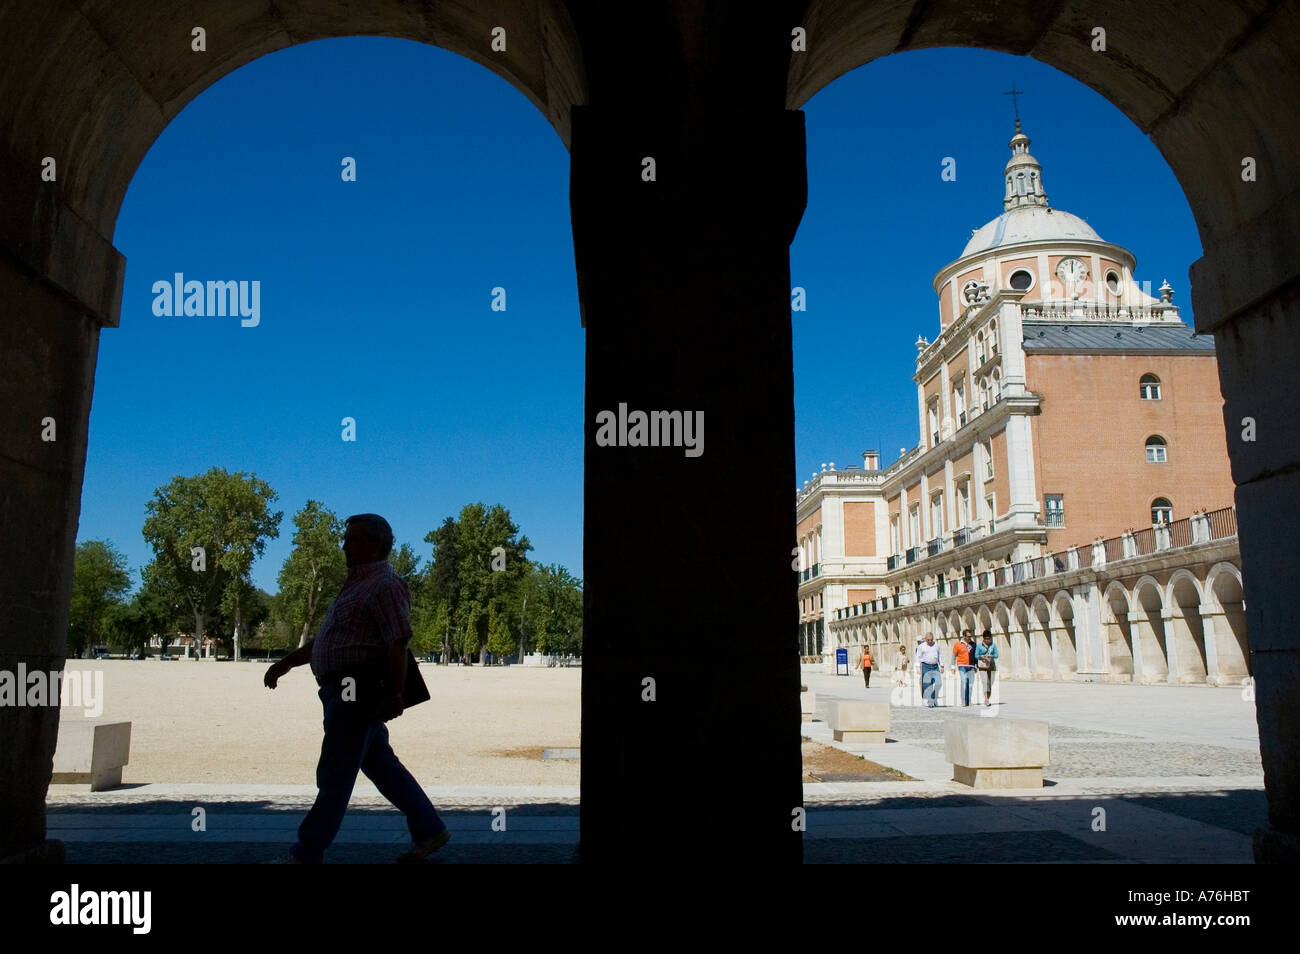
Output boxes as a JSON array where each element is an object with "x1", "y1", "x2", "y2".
[{"x1": 831, "y1": 506, "x2": 1236, "y2": 621}]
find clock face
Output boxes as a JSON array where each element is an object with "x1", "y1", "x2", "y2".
[{"x1": 1057, "y1": 257, "x2": 1088, "y2": 284}]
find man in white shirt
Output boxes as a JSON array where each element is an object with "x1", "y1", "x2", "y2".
[{"x1": 915, "y1": 633, "x2": 944, "y2": 707}]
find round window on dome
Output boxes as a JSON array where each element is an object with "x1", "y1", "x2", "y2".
[
  {"x1": 1008, "y1": 269, "x2": 1034, "y2": 291},
  {"x1": 1106, "y1": 270, "x2": 1121, "y2": 295}
]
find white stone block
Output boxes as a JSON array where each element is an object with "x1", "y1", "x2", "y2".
[
  {"x1": 800, "y1": 689, "x2": 816, "y2": 722},
  {"x1": 830, "y1": 701, "x2": 889, "y2": 742},
  {"x1": 945, "y1": 718, "x2": 1048, "y2": 788},
  {"x1": 52, "y1": 720, "x2": 131, "y2": 791}
]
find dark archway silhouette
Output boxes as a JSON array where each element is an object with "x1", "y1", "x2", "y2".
[{"x1": 1, "y1": 0, "x2": 1296, "y2": 864}]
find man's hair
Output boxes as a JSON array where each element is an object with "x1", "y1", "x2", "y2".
[{"x1": 345, "y1": 513, "x2": 394, "y2": 556}]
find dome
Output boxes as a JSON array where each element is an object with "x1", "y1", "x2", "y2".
[{"x1": 961, "y1": 205, "x2": 1103, "y2": 257}]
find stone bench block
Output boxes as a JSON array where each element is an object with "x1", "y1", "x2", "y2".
[
  {"x1": 51, "y1": 720, "x2": 131, "y2": 791},
  {"x1": 830, "y1": 702, "x2": 889, "y2": 743},
  {"x1": 945, "y1": 718, "x2": 1048, "y2": 789},
  {"x1": 800, "y1": 689, "x2": 815, "y2": 722}
]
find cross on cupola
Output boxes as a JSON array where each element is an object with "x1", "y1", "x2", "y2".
[{"x1": 1000, "y1": 93, "x2": 1050, "y2": 211}]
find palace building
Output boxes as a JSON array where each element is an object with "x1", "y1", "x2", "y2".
[{"x1": 796, "y1": 121, "x2": 1246, "y2": 686}]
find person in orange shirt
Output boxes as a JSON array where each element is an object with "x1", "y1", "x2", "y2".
[
  {"x1": 953, "y1": 629, "x2": 977, "y2": 707},
  {"x1": 860, "y1": 648, "x2": 873, "y2": 689}
]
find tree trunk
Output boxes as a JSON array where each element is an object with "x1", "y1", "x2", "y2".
[
  {"x1": 193, "y1": 613, "x2": 205, "y2": 660},
  {"x1": 233, "y1": 602, "x2": 242, "y2": 661}
]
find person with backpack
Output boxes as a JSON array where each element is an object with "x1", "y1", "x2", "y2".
[{"x1": 975, "y1": 631, "x2": 999, "y2": 705}]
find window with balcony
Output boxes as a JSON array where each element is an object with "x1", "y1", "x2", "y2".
[
  {"x1": 984, "y1": 441, "x2": 994, "y2": 480},
  {"x1": 985, "y1": 493, "x2": 996, "y2": 530},
  {"x1": 1151, "y1": 498, "x2": 1173, "y2": 525},
  {"x1": 958, "y1": 483, "x2": 971, "y2": 528},
  {"x1": 890, "y1": 516, "x2": 900, "y2": 554},
  {"x1": 1145, "y1": 435, "x2": 1168, "y2": 463},
  {"x1": 1045, "y1": 494, "x2": 1065, "y2": 527},
  {"x1": 930, "y1": 493, "x2": 944, "y2": 537},
  {"x1": 908, "y1": 504, "x2": 920, "y2": 545},
  {"x1": 1140, "y1": 373, "x2": 1161, "y2": 400},
  {"x1": 979, "y1": 376, "x2": 991, "y2": 410}
]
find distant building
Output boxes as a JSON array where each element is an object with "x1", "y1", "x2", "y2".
[{"x1": 798, "y1": 121, "x2": 1245, "y2": 685}]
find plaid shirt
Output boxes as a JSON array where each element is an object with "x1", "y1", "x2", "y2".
[{"x1": 310, "y1": 560, "x2": 412, "y2": 678}]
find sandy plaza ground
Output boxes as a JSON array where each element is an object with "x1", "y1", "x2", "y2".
[{"x1": 54, "y1": 660, "x2": 581, "y2": 787}]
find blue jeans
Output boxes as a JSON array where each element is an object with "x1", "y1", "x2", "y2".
[
  {"x1": 958, "y1": 665, "x2": 976, "y2": 705},
  {"x1": 921, "y1": 663, "x2": 940, "y2": 706},
  {"x1": 292, "y1": 681, "x2": 445, "y2": 863}
]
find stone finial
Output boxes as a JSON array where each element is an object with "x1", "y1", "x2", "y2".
[
  {"x1": 916, "y1": 335, "x2": 930, "y2": 351},
  {"x1": 1159, "y1": 279, "x2": 1174, "y2": 303}
]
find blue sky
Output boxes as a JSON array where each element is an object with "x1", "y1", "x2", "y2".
[{"x1": 79, "y1": 39, "x2": 1202, "y2": 593}]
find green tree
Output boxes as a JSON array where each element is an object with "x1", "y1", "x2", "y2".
[
  {"x1": 425, "y1": 517, "x2": 462, "y2": 663},
  {"x1": 454, "y1": 503, "x2": 532, "y2": 663},
  {"x1": 531, "y1": 564, "x2": 583, "y2": 657},
  {"x1": 485, "y1": 607, "x2": 516, "y2": 660},
  {"x1": 141, "y1": 467, "x2": 282, "y2": 656},
  {"x1": 411, "y1": 598, "x2": 449, "y2": 658},
  {"x1": 272, "y1": 500, "x2": 346, "y2": 647},
  {"x1": 68, "y1": 540, "x2": 131, "y2": 657},
  {"x1": 388, "y1": 542, "x2": 422, "y2": 584}
]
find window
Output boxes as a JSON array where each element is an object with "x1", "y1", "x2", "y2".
[
  {"x1": 1106, "y1": 270, "x2": 1121, "y2": 295},
  {"x1": 908, "y1": 504, "x2": 920, "y2": 543},
  {"x1": 976, "y1": 330, "x2": 986, "y2": 364},
  {"x1": 1140, "y1": 373, "x2": 1161, "y2": 400},
  {"x1": 930, "y1": 493, "x2": 944, "y2": 537},
  {"x1": 1008, "y1": 269, "x2": 1033, "y2": 291},
  {"x1": 992, "y1": 368, "x2": 1002, "y2": 402},
  {"x1": 985, "y1": 494, "x2": 996, "y2": 530},
  {"x1": 958, "y1": 483, "x2": 971, "y2": 527},
  {"x1": 1045, "y1": 494, "x2": 1065, "y2": 527},
  {"x1": 928, "y1": 400, "x2": 940, "y2": 447},
  {"x1": 1145, "y1": 435, "x2": 1168, "y2": 463},
  {"x1": 1151, "y1": 498, "x2": 1173, "y2": 525},
  {"x1": 954, "y1": 382, "x2": 967, "y2": 427},
  {"x1": 989, "y1": 319, "x2": 999, "y2": 354},
  {"x1": 984, "y1": 441, "x2": 994, "y2": 479},
  {"x1": 890, "y1": 516, "x2": 900, "y2": 553},
  {"x1": 979, "y1": 376, "x2": 990, "y2": 410}
]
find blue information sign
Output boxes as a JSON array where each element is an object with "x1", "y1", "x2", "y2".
[{"x1": 835, "y1": 647, "x2": 849, "y2": 675}]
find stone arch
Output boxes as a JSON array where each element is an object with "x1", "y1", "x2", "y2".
[
  {"x1": 1168, "y1": 570, "x2": 1209, "y2": 683},
  {"x1": 993, "y1": 601, "x2": 1020, "y2": 677},
  {"x1": 1026, "y1": 595, "x2": 1053, "y2": 679},
  {"x1": 1132, "y1": 576, "x2": 1170, "y2": 683},
  {"x1": 1050, "y1": 590, "x2": 1078, "y2": 680},
  {"x1": 1102, "y1": 581, "x2": 1135, "y2": 682},
  {"x1": 1205, "y1": 563, "x2": 1249, "y2": 683}
]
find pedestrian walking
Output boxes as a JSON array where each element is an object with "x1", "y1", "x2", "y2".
[
  {"x1": 915, "y1": 632, "x2": 944, "y2": 707},
  {"x1": 975, "y1": 631, "x2": 999, "y2": 705},
  {"x1": 860, "y1": 648, "x2": 873, "y2": 688},
  {"x1": 953, "y1": 628, "x2": 977, "y2": 706},
  {"x1": 895, "y1": 645, "x2": 909, "y2": 688},
  {"x1": 263, "y1": 513, "x2": 449, "y2": 864}
]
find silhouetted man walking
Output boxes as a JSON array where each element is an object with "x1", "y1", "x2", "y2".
[{"x1": 264, "y1": 513, "x2": 448, "y2": 863}]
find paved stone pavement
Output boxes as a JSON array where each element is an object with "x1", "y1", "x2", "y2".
[{"x1": 39, "y1": 673, "x2": 1266, "y2": 863}]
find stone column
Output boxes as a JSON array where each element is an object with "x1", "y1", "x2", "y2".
[
  {"x1": 0, "y1": 227, "x2": 119, "y2": 861},
  {"x1": 573, "y1": 105, "x2": 806, "y2": 864}
]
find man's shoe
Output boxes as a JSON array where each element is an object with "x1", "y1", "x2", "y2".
[{"x1": 396, "y1": 828, "x2": 451, "y2": 863}]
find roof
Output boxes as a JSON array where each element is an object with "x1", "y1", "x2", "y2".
[
  {"x1": 962, "y1": 205, "x2": 1102, "y2": 257},
  {"x1": 1022, "y1": 321, "x2": 1214, "y2": 353}
]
